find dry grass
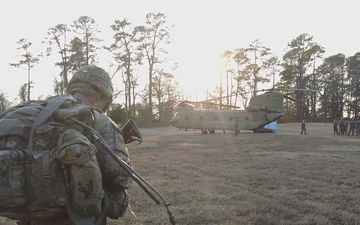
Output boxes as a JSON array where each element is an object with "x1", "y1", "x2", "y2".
[{"x1": 2, "y1": 123, "x2": 360, "y2": 225}]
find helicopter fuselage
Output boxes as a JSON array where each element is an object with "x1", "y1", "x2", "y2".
[
  {"x1": 170, "y1": 92, "x2": 285, "y2": 133},
  {"x1": 170, "y1": 108, "x2": 283, "y2": 132}
]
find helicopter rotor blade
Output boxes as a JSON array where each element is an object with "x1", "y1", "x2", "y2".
[
  {"x1": 275, "y1": 88, "x2": 319, "y2": 92},
  {"x1": 179, "y1": 99, "x2": 240, "y2": 109},
  {"x1": 178, "y1": 87, "x2": 318, "y2": 110},
  {"x1": 283, "y1": 95, "x2": 296, "y2": 102}
]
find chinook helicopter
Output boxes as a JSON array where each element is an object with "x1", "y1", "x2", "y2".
[{"x1": 169, "y1": 91, "x2": 294, "y2": 134}]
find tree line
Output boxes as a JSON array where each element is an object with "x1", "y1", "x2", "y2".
[
  {"x1": 219, "y1": 34, "x2": 360, "y2": 122},
  {"x1": 3, "y1": 13, "x2": 179, "y2": 124},
  {"x1": 1, "y1": 13, "x2": 359, "y2": 125}
]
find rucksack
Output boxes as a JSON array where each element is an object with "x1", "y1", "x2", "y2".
[{"x1": 0, "y1": 96, "x2": 104, "y2": 222}]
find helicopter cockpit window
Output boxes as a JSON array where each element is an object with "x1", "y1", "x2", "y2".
[{"x1": 245, "y1": 116, "x2": 249, "y2": 120}]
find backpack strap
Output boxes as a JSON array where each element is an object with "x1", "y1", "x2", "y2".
[
  {"x1": 42, "y1": 150, "x2": 53, "y2": 205},
  {"x1": 25, "y1": 96, "x2": 71, "y2": 202},
  {"x1": 27, "y1": 97, "x2": 71, "y2": 155}
]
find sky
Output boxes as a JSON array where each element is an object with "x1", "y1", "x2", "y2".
[{"x1": 1, "y1": 0, "x2": 359, "y2": 104}]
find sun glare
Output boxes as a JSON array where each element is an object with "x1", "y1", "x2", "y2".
[{"x1": 175, "y1": 50, "x2": 224, "y2": 102}]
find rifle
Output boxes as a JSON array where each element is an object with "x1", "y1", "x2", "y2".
[
  {"x1": 69, "y1": 117, "x2": 176, "y2": 225},
  {"x1": 117, "y1": 102, "x2": 181, "y2": 145}
]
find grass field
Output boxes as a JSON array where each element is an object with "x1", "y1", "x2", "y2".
[{"x1": 2, "y1": 123, "x2": 360, "y2": 225}]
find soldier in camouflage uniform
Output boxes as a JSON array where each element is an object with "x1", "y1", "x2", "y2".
[
  {"x1": 356, "y1": 118, "x2": 360, "y2": 136},
  {"x1": 69, "y1": 65, "x2": 133, "y2": 224},
  {"x1": 347, "y1": 117, "x2": 356, "y2": 136},
  {"x1": 333, "y1": 119, "x2": 339, "y2": 135},
  {"x1": 14, "y1": 65, "x2": 133, "y2": 225},
  {"x1": 344, "y1": 118, "x2": 349, "y2": 135},
  {"x1": 300, "y1": 119, "x2": 306, "y2": 135},
  {"x1": 339, "y1": 118, "x2": 345, "y2": 135},
  {"x1": 234, "y1": 120, "x2": 239, "y2": 135}
]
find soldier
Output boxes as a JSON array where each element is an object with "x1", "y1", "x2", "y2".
[
  {"x1": 64, "y1": 65, "x2": 133, "y2": 225},
  {"x1": 300, "y1": 119, "x2": 306, "y2": 135},
  {"x1": 344, "y1": 118, "x2": 349, "y2": 135},
  {"x1": 72, "y1": 66, "x2": 134, "y2": 220},
  {"x1": 339, "y1": 118, "x2": 345, "y2": 135},
  {"x1": 234, "y1": 120, "x2": 239, "y2": 135},
  {"x1": 356, "y1": 118, "x2": 360, "y2": 136},
  {"x1": 333, "y1": 119, "x2": 339, "y2": 135},
  {"x1": 348, "y1": 117, "x2": 356, "y2": 136},
  {"x1": 6, "y1": 65, "x2": 133, "y2": 225}
]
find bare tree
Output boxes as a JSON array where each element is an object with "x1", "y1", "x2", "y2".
[
  {"x1": 9, "y1": 38, "x2": 41, "y2": 101},
  {"x1": 220, "y1": 50, "x2": 233, "y2": 108},
  {"x1": 108, "y1": 18, "x2": 142, "y2": 119},
  {"x1": 137, "y1": 12, "x2": 174, "y2": 114},
  {"x1": 0, "y1": 91, "x2": 11, "y2": 113},
  {"x1": 45, "y1": 24, "x2": 71, "y2": 94},
  {"x1": 232, "y1": 48, "x2": 251, "y2": 108},
  {"x1": 245, "y1": 39, "x2": 272, "y2": 97},
  {"x1": 152, "y1": 69, "x2": 176, "y2": 121}
]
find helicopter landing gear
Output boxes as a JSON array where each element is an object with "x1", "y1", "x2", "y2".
[
  {"x1": 253, "y1": 128, "x2": 274, "y2": 133},
  {"x1": 201, "y1": 129, "x2": 215, "y2": 134}
]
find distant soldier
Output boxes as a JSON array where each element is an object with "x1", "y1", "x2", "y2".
[
  {"x1": 333, "y1": 119, "x2": 339, "y2": 135},
  {"x1": 234, "y1": 120, "x2": 239, "y2": 135},
  {"x1": 344, "y1": 118, "x2": 349, "y2": 135},
  {"x1": 300, "y1": 119, "x2": 306, "y2": 135},
  {"x1": 356, "y1": 118, "x2": 360, "y2": 136},
  {"x1": 348, "y1": 117, "x2": 356, "y2": 136},
  {"x1": 339, "y1": 118, "x2": 345, "y2": 135},
  {"x1": 338, "y1": 118, "x2": 342, "y2": 135},
  {"x1": 341, "y1": 118, "x2": 347, "y2": 135}
]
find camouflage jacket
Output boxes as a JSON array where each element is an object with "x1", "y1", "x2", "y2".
[{"x1": 93, "y1": 110, "x2": 133, "y2": 189}]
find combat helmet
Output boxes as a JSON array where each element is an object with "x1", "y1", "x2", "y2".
[{"x1": 69, "y1": 65, "x2": 113, "y2": 108}]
